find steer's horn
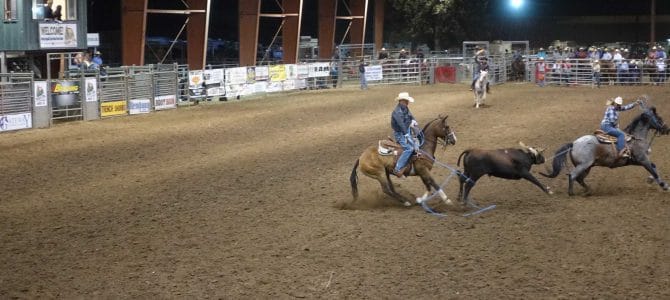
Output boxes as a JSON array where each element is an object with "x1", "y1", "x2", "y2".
[
  {"x1": 519, "y1": 141, "x2": 529, "y2": 149},
  {"x1": 538, "y1": 147, "x2": 546, "y2": 153}
]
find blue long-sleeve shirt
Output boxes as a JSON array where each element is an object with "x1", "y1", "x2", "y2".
[
  {"x1": 601, "y1": 103, "x2": 635, "y2": 127},
  {"x1": 391, "y1": 104, "x2": 415, "y2": 135}
]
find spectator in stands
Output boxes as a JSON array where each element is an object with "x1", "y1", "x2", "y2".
[
  {"x1": 43, "y1": 0, "x2": 54, "y2": 20},
  {"x1": 416, "y1": 49, "x2": 424, "y2": 60},
  {"x1": 601, "y1": 48, "x2": 612, "y2": 61},
  {"x1": 656, "y1": 46, "x2": 667, "y2": 60},
  {"x1": 398, "y1": 49, "x2": 408, "y2": 60},
  {"x1": 589, "y1": 47, "x2": 599, "y2": 60},
  {"x1": 358, "y1": 59, "x2": 368, "y2": 90},
  {"x1": 536, "y1": 57, "x2": 548, "y2": 87},
  {"x1": 592, "y1": 59, "x2": 601, "y2": 88},
  {"x1": 622, "y1": 48, "x2": 630, "y2": 59},
  {"x1": 617, "y1": 59, "x2": 629, "y2": 85},
  {"x1": 92, "y1": 51, "x2": 103, "y2": 66},
  {"x1": 629, "y1": 60, "x2": 640, "y2": 84},
  {"x1": 53, "y1": 5, "x2": 62, "y2": 22},
  {"x1": 577, "y1": 47, "x2": 588, "y2": 59},
  {"x1": 378, "y1": 47, "x2": 389, "y2": 60},
  {"x1": 537, "y1": 47, "x2": 546, "y2": 59}
]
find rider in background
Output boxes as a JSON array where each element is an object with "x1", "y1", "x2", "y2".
[
  {"x1": 391, "y1": 92, "x2": 418, "y2": 178},
  {"x1": 601, "y1": 96, "x2": 641, "y2": 158},
  {"x1": 470, "y1": 46, "x2": 488, "y2": 91}
]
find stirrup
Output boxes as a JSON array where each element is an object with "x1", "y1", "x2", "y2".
[{"x1": 618, "y1": 148, "x2": 630, "y2": 158}]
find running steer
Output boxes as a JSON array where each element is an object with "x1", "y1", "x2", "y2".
[{"x1": 456, "y1": 142, "x2": 553, "y2": 204}]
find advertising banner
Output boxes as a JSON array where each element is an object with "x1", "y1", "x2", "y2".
[
  {"x1": 297, "y1": 64, "x2": 310, "y2": 79},
  {"x1": 269, "y1": 65, "x2": 287, "y2": 82},
  {"x1": 225, "y1": 67, "x2": 248, "y2": 85},
  {"x1": 188, "y1": 70, "x2": 205, "y2": 98},
  {"x1": 101, "y1": 100, "x2": 127, "y2": 117},
  {"x1": 254, "y1": 66, "x2": 269, "y2": 81},
  {"x1": 39, "y1": 23, "x2": 78, "y2": 48},
  {"x1": 85, "y1": 78, "x2": 98, "y2": 102},
  {"x1": 155, "y1": 95, "x2": 177, "y2": 110},
  {"x1": 129, "y1": 99, "x2": 151, "y2": 115},
  {"x1": 0, "y1": 113, "x2": 32, "y2": 132},
  {"x1": 204, "y1": 68, "x2": 225, "y2": 96},
  {"x1": 308, "y1": 62, "x2": 330, "y2": 78},
  {"x1": 285, "y1": 64, "x2": 298, "y2": 80},
  {"x1": 365, "y1": 65, "x2": 384, "y2": 81},
  {"x1": 51, "y1": 80, "x2": 80, "y2": 107},
  {"x1": 34, "y1": 81, "x2": 48, "y2": 107}
]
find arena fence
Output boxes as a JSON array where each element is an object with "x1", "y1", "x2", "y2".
[
  {"x1": 0, "y1": 72, "x2": 34, "y2": 132},
  {"x1": 1, "y1": 54, "x2": 667, "y2": 133},
  {"x1": 527, "y1": 58, "x2": 668, "y2": 87}
]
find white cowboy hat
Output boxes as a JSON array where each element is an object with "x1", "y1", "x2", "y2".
[
  {"x1": 395, "y1": 92, "x2": 414, "y2": 103},
  {"x1": 614, "y1": 96, "x2": 623, "y2": 105},
  {"x1": 381, "y1": 47, "x2": 386, "y2": 51}
]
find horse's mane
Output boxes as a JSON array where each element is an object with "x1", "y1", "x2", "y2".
[
  {"x1": 421, "y1": 116, "x2": 441, "y2": 132},
  {"x1": 623, "y1": 107, "x2": 656, "y2": 134}
]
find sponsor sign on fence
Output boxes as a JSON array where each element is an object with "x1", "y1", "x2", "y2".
[
  {"x1": 101, "y1": 100, "x2": 127, "y2": 117},
  {"x1": 129, "y1": 99, "x2": 151, "y2": 114},
  {"x1": 85, "y1": 78, "x2": 98, "y2": 102},
  {"x1": 155, "y1": 95, "x2": 177, "y2": 110},
  {"x1": 34, "y1": 81, "x2": 48, "y2": 107},
  {"x1": 0, "y1": 113, "x2": 32, "y2": 132}
]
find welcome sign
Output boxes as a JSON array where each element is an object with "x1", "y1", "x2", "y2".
[{"x1": 39, "y1": 23, "x2": 78, "y2": 48}]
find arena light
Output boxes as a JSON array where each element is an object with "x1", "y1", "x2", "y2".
[{"x1": 510, "y1": 0, "x2": 524, "y2": 9}]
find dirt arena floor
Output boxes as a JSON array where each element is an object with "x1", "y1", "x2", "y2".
[{"x1": 1, "y1": 82, "x2": 669, "y2": 298}]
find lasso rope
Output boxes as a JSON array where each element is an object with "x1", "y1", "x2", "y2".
[{"x1": 415, "y1": 148, "x2": 496, "y2": 218}]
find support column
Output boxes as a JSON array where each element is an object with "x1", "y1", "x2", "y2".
[
  {"x1": 239, "y1": 0, "x2": 260, "y2": 66},
  {"x1": 318, "y1": 0, "x2": 337, "y2": 59},
  {"x1": 349, "y1": 0, "x2": 368, "y2": 45},
  {"x1": 374, "y1": 0, "x2": 384, "y2": 51},
  {"x1": 0, "y1": 51, "x2": 6, "y2": 75},
  {"x1": 121, "y1": 0, "x2": 148, "y2": 66},
  {"x1": 186, "y1": 0, "x2": 210, "y2": 70},
  {"x1": 281, "y1": 0, "x2": 303, "y2": 64}
]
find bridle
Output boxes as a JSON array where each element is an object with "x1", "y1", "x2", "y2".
[{"x1": 420, "y1": 117, "x2": 455, "y2": 149}]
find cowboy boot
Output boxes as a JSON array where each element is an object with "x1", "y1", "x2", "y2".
[{"x1": 394, "y1": 165, "x2": 410, "y2": 178}]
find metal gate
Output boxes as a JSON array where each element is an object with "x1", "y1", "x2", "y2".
[
  {"x1": 99, "y1": 67, "x2": 128, "y2": 117},
  {"x1": 127, "y1": 66, "x2": 153, "y2": 114},
  {"x1": 153, "y1": 64, "x2": 179, "y2": 110},
  {"x1": 0, "y1": 73, "x2": 33, "y2": 132}
]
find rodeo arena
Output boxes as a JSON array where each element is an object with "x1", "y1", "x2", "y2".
[{"x1": 1, "y1": 0, "x2": 670, "y2": 299}]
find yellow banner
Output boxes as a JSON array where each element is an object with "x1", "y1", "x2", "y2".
[
  {"x1": 269, "y1": 65, "x2": 287, "y2": 82},
  {"x1": 101, "y1": 100, "x2": 127, "y2": 117}
]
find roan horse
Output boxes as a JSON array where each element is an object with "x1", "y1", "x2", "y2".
[
  {"x1": 473, "y1": 70, "x2": 488, "y2": 108},
  {"x1": 541, "y1": 105, "x2": 670, "y2": 195},
  {"x1": 350, "y1": 115, "x2": 457, "y2": 207}
]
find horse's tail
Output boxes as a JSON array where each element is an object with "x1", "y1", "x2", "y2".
[
  {"x1": 540, "y1": 143, "x2": 572, "y2": 178},
  {"x1": 350, "y1": 159, "x2": 360, "y2": 200},
  {"x1": 457, "y1": 150, "x2": 470, "y2": 167}
]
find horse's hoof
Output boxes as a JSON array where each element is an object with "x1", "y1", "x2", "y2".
[
  {"x1": 646, "y1": 176, "x2": 655, "y2": 184},
  {"x1": 443, "y1": 198, "x2": 454, "y2": 205},
  {"x1": 415, "y1": 197, "x2": 424, "y2": 204}
]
